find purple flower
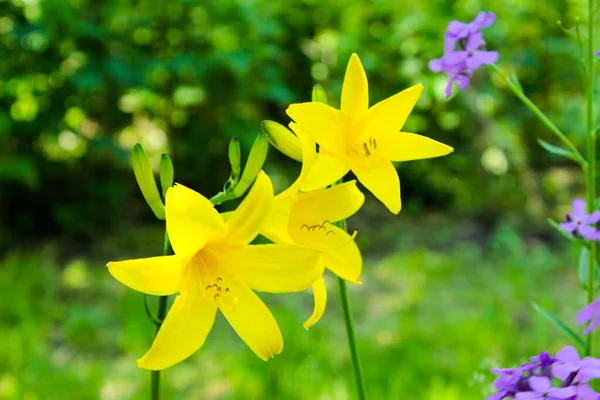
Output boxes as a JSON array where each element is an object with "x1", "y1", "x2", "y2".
[
  {"x1": 429, "y1": 11, "x2": 498, "y2": 97},
  {"x1": 488, "y1": 348, "x2": 600, "y2": 400},
  {"x1": 559, "y1": 199, "x2": 600, "y2": 240},
  {"x1": 514, "y1": 376, "x2": 576, "y2": 400},
  {"x1": 552, "y1": 346, "x2": 600, "y2": 399},
  {"x1": 596, "y1": 51, "x2": 600, "y2": 58},
  {"x1": 577, "y1": 298, "x2": 600, "y2": 335},
  {"x1": 444, "y1": 12, "x2": 497, "y2": 53}
]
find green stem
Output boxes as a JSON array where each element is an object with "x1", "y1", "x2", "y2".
[
  {"x1": 586, "y1": 0, "x2": 596, "y2": 357},
  {"x1": 489, "y1": 63, "x2": 587, "y2": 168},
  {"x1": 335, "y1": 219, "x2": 367, "y2": 400},
  {"x1": 150, "y1": 231, "x2": 172, "y2": 400}
]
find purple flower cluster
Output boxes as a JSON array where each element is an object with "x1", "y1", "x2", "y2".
[
  {"x1": 489, "y1": 347, "x2": 600, "y2": 400},
  {"x1": 429, "y1": 12, "x2": 499, "y2": 97},
  {"x1": 560, "y1": 199, "x2": 600, "y2": 241}
]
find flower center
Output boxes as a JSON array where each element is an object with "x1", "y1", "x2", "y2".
[
  {"x1": 347, "y1": 136, "x2": 377, "y2": 159},
  {"x1": 204, "y1": 276, "x2": 238, "y2": 311}
]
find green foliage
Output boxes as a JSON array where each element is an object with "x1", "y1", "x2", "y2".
[
  {"x1": 0, "y1": 222, "x2": 583, "y2": 399},
  {"x1": 0, "y1": 0, "x2": 590, "y2": 245}
]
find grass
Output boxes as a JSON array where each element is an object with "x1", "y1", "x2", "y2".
[{"x1": 0, "y1": 218, "x2": 585, "y2": 399}]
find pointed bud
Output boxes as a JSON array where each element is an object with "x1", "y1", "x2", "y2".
[
  {"x1": 159, "y1": 153, "x2": 174, "y2": 198},
  {"x1": 132, "y1": 143, "x2": 165, "y2": 220},
  {"x1": 232, "y1": 133, "x2": 269, "y2": 197},
  {"x1": 261, "y1": 120, "x2": 303, "y2": 162},
  {"x1": 228, "y1": 137, "x2": 242, "y2": 182},
  {"x1": 312, "y1": 84, "x2": 328, "y2": 104}
]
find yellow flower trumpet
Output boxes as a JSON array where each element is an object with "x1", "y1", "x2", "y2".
[
  {"x1": 108, "y1": 172, "x2": 322, "y2": 370},
  {"x1": 287, "y1": 53, "x2": 453, "y2": 214}
]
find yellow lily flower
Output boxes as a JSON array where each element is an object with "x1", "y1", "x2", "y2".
[
  {"x1": 260, "y1": 125, "x2": 365, "y2": 328},
  {"x1": 108, "y1": 172, "x2": 322, "y2": 370},
  {"x1": 286, "y1": 53, "x2": 454, "y2": 214}
]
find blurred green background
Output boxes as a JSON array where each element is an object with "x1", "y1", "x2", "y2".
[{"x1": 0, "y1": 0, "x2": 595, "y2": 398}]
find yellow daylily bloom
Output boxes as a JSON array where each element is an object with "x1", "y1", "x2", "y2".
[
  {"x1": 260, "y1": 126, "x2": 365, "y2": 328},
  {"x1": 287, "y1": 53, "x2": 454, "y2": 214},
  {"x1": 108, "y1": 172, "x2": 322, "y2": 370}
]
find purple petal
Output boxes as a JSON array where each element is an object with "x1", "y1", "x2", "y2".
[
  {"x1": 584, "y1": 314, "x2": 600, "y2": 335},
  {"x1": 559, "y1": 221, "x2": 578, "y2": 233},
  {"x1": 548, "y1": 386, "x2": 577, "y2": 399},
  {"x1": 556, "y1": 346, "x2": 581, "y2": 363},
  {"x1": 573, "y1": 199, "x2": 587, "y2": 219},
  {"x1": 466, "y1": 31, "x2": 486, "y2": 51},
  {"x1": 596, "y1": 51, "x2": 600, "y2": 58},
  {"x1": 583, "y1": 210, "x2": 600, "y2": 224},
  {"x1": 456, "y1": 74, "x2": 471, "y2": 91},
  {"x1": 515, "y1": 393, "x2": 540, "y2": 400},
  {"x1": 552, "y1": 363, "x2": 577, "y2": 380},
  {"x1": 470, "y1": 11, "x2": 497, "y2": 31},
  {"x1": 466, "y1": 50, "x2": 499, "y2": 69},
  {"x1": 447, "y1": 20, "x2": 469, "y2": 37},
  {"x1": 578, "y1": 224, "x2": 598, "y2": 239},
  {"x1": 444, "y1": 50, "x2": 469, "y2": 66},
  {"x1": 528, "y1": 376, "x2": 551, "y2": 392},
  {"x1": 576, "y1": 384, "x2": 600, "y2": 400},
  {"x1": 576, "y1": 298, "x2": 600, "y2": 324},
  {"x1": 429, "y1": 58, "x2": 444, "y2": 72},
  {"x1": 444, "y1": 34, "x2": 459, "y2": 54},
  {"x1": 444, "y1": 79, "x2": 454, "y2": 97}
]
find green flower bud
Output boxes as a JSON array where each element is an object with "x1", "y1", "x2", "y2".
[
  {"x1": 228, "y1": 136, "x2": 242, "y2": 182},
  {"x1": 132, "y1": 143, "x2": 165, "y2": 220},
  {"x1": 159, "y1": 153, "x2": 174, "y2": 198},
  {"x1": 312, "y1": 84, "x2": 328, "y2": 104},
  {"x1": 261, "y1": 120, "x2": 302, "y2": 162},
  {"x1": 232, "y1": 133, "x2": 269, "y2": 197}
]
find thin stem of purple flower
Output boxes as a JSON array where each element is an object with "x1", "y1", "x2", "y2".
[
  {"x1": 585, "y1": 0, "x2": 596, "y2": 357},
  {"x1": 489, "y1": 64, "x2": 587, "y2": 168}
]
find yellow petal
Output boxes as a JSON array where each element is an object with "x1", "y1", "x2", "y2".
[
  {"x1": 293, "y1": 180, "x2": 364, "y2": 224},
  {"x1": 322, "y1": 240, "x2": 362, "y2": 283},
  {"x1": 107, "y1": 255, "x2": 188, "y2": 296},
  {"x1": 360, "y1": 83, "x2": 423, "y2": 142},
  {"x1": 261, "y1": 196, "x2": 295, "y2": 244},
  {"x1": 224, "y1": 171, "x2": 273, "y2": 244},
  {"x1": 303, "y1": 276, "x2": 327, "y2": 329},
  {"x1": 277, "y1": 124, "x2": 318, "y2": 198},
  {"x1": 378, "y1": 132, "x2": 453, "y2": 162},
  {"x1": 301, "y1": 153, "x2": 349, "y2": 192},
  {"x1": 203, "y1": 244, "x2": 322, "y2": 293},
  {"x1": 166, "y1": 184, "x2": 224, "y2": 256},
  {"x1": 286, "y1": 102, "x2": 349, "y2": 153},
  {"x1": 220, "y1": 277, "x2": 283, "y2": 361},
  {"x1": 351, "y1": 159, "x2": 401, "y2": 214},
  {"x1": 289, "y1": 218, "x2": 355, "y2": 250},
  {"x1": 137, "y1": 276, "x2": 217, "y2": 370},
  {"x1": 341, "y1": 53, "x2": 369, "y2": 117}
]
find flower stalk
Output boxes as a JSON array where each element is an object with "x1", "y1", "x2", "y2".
[
  {"x1": 335, "y1": 206, "x2": 367, "y2": 399},
  {"x1": 489, "y1": 63, "x2": 587, "y2": 168},
  {"x1": 585, "y1": 0, "x2": 595, "y2": 357},
  {"x1": 150, "y1": 231, "x2": 173, "y2": 400}
]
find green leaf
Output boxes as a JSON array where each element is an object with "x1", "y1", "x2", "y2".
[
  {"x1": 537, "y1": 139, "x2": 579, "y2": 162},
  {"x1": 531, "y1": 302, "x2": 586, "y2": 351},
  {"x1": 547, "y1": 218, "x2": 575, "y2": 242},
  {"x1": 578, "y1": 247, "x2": 599, "y2": 290}
]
